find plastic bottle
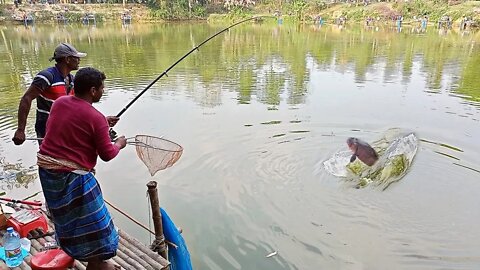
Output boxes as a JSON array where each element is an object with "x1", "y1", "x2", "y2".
[{"x1": 3, "y1": 227, "x2": 22, "y2": 267}]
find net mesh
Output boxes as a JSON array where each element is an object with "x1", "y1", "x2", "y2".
[{"x1": 133, "y1": 135, "x2": 183, "y2": 176}]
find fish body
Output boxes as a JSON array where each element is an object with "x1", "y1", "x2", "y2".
[{"x1": 347, "y1": 137, "x2": 378, "y2": 166}]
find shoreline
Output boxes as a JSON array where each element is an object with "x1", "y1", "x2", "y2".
[{"x1": 0, "y1": 1, "x2": 478, "y2": 28}]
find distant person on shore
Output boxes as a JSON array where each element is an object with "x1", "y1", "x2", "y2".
[
  {"x1": 460, "y1": 16, "x2": 469, "y2": 31},
  {"x1": 37, "y1": 67, "x2": 127, "y2": 270},
  {"x1": 396, "y1": 15, "x2": 403, "y2": 31},
  {"x1": 12, "y1": 43, "x2": 119, "y2": 145},
  {"x1": 421, "y1": 16, "x2": 428, "y2": 31}
]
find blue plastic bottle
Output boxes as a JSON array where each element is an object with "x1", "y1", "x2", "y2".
[{"x1": 3, "y1": 227, "x2": 22, "y2": 267}]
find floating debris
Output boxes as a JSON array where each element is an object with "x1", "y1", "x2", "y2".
[
  {"x1": 0, "y1": 170, "x2": 18, "y2": 182},
  {"x1": 452, "y1": 163, "x2": 480, "y2": 174},
  {"x1": 433, "y1": 151, "x2": 460, "y2": 160},
  {"x1": 0, "y1": 159, "x2": 37, "y2": 189},
  {"x1": 420, "y1": 139, "x2": 463, "y2": 152},
  {"x1": 265, "y1": 251, "x2": 277, "y2": 258},
  {"x1": 261, "y1": 120, "x2": 282, "y2": 125}
]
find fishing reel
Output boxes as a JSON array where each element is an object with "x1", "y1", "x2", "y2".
[{"x1": 109, "y1": 128, "x2": 118, "y2": 141}]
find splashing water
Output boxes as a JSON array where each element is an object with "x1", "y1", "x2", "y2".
[{"x1": 323, "y1": 129, "x2": 418, "y2": 190}]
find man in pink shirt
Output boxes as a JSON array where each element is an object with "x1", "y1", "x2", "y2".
[{"x1": 37, "y1": 67, "x2": 126, "y2": 270}]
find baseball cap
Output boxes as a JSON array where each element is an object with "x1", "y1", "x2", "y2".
[{"x1": 49, "y1": 43, "x2": 87, "y2": 61}]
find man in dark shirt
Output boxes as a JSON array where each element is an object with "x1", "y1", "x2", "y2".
[
  {"x1": 12, "y1": 43, "x2": 119, "y2": 145},
  {"x1": 12, "y1": 43, "x2": 85, "y2": 145}
]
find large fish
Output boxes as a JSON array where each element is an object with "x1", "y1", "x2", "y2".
[{"x1": 347, "y1": 137, "x2": 378, "y2": 166}]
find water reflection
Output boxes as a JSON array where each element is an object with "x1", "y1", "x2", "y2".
[
  {"x1": 0, "y1": 157, "x2": 37, "y2": 190},
  {"x1": 0, "y1": 24, "x2": 478, "y2": 112}
]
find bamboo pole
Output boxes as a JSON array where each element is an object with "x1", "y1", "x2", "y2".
[
  {"x1": 116, "y1": 248, "x2": 144, "y2": 270},
  {"x1": 146, "y1": 181, "x2": 167, "y2": 259},
  {"x1": 120, "y1": 237, "x2": 168, "y2": 270},
  {"x1": 29, "y1": 239, "x2": 41, "y2": 251},
  {"x1": 79, "y1": 262, "x2": 88, "y2": 269},
  {"x1": 111, "y1": 249, "x2": 135, "y2": 270},
  {"x1": 118, "y1": 230, "x2": 170, "y2": 268},
  {"x1": 117, "y1": 238, "x2": 156, "y2": 270},
  {"x1": 74, "y1": 260, "x2": 88, "y2": 270},
  {"x1": 19, "y1": 261, "x2": 32, "y2": 270}
]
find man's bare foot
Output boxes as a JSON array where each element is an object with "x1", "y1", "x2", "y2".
[{"x1": 86, "y1": 259, "x2": 121, "y2": 270}]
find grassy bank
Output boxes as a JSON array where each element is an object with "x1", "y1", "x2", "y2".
[
  {"x1": 301, "y1": 1, "x2": 480, "y2": 25},
  {"x1": 1, "y1": 0, "x2": 479, "y2": 26},
  {"x1": 0, "y1": 3, "x2": 157, "y2": 23},
  {"x1": 236, "y1": 0, "x2": 480, "y2": 26},
  {"x1": 207, "y1": 0, "x2": 480, "y2": 27}
]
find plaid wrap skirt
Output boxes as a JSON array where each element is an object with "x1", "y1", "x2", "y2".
[{"x1": 38, "y1": 168, "x2": 118, "y2": 261}]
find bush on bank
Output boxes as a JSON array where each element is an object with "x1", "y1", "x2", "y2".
[{"x1": 0, "y1": 0, "x2": 478, "y2": 25}]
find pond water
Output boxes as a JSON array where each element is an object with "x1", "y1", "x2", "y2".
[{"x1": 1, "y1": 22, "x2": 480, "y2": 269}]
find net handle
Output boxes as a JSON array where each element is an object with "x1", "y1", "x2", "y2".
[
  {"x1": 124, "y1": 135, "x2": 184, "y2": 154},
  {"x1": 134, "y1": 135, "x2": 183, "y2": 152},
  {"x1": 125, "y1": 135, "x2": 165, "y2": 142}
]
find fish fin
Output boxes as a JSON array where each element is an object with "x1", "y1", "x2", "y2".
[{"x1": 350, "y1": 155, "x2": 357, "y2": 162}]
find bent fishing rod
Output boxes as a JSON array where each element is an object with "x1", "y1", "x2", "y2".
[{"x1": 115, "y1": 16, "x2": 270, "y2": 118}]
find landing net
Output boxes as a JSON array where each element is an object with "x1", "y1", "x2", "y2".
[{"x1": 129, "y1": 135, "x2": 183, "y2": 176}]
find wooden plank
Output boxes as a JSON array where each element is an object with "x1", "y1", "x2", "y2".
[
  {"x1": 118, "y1": 229, "x2": 170, "y2": 268},
  {"x1": 116, "y1": 248, "x2": 143, "y2": 270},
  {"x1": 117, "y1": 238, "x2": 155, "y2": 270},
  {"x1": 110, "y1": 251, "x2": 132, "y2": 270},
  {"x1": 118, "y1": 237, "x2": 162, "y2": 270}
]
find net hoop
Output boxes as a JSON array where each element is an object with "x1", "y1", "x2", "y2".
[{"x1": 133, "y1": 135, "x2": 183, "y2": 176}]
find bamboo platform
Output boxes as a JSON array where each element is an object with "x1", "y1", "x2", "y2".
[{"x1": 0, "y1": 217, "x2": 170, "y2": 270}]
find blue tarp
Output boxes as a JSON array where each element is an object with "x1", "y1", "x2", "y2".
[{"x1": 161, "y1": 208, "x2": 193, "y2": 270}]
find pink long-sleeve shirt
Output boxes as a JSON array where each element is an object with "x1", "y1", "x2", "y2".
[{"x1": 39, "y1": 96, "x2": 120, "y2": 170}]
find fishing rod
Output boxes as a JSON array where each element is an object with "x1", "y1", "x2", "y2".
[
  {"x1": 115, "y1": 16, "x2": 270, "y2": 118},
  {"x1": 0, "y1": 197, "x2": 43, "y2": 206}
]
